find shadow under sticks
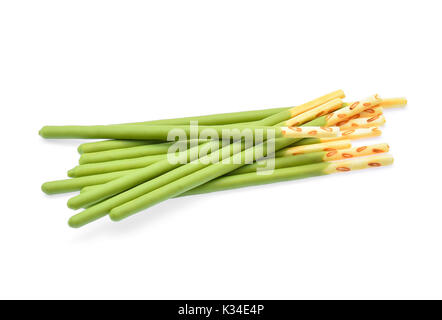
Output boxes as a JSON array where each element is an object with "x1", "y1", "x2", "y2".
[
  {"x1": 70, "y1": 165, "x2": 394, "y2": 240},
  {"x1": 70, "y1": 193, "x2": 203, "y2": 241}
]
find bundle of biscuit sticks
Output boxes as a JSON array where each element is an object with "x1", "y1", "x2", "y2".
[{"x1": 39, "y1": 90, "x2": 406, "y2": 227}]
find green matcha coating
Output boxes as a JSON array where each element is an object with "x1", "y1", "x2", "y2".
[
  {"x1": 75, "y1": 107, "x2": 291, "y2": 153},
  {"x1": 108, "y1": 116, "x2": 327, "y2": 221},
  {"x1": 68, "y1": 112, "x2": 328, "y2": 226},
  {"x1": 44, "y1": 142, "x2": 325, "y2": 196},
  {"x1": 68, "y1": 154, "x2": 169, "y2": 177},
  {"x1": 66, "y1": 110, "x2": 300, "y2": 214},
  {"x1": 41, "y1": 169, "x2": 139, "y2": 194},
  {"x1": 70, "y1": 137, "x2": 283, "y2": 177},
  {"x1": 68, "y1": 138, "x2": 279, "y2": 227},
  {"x1": 41, "y1": 129, "x2": 325, "y2": 197},
  {"x1": 114, "y1": 107, "x2": 289, "y2": 126},
  {"x1": 179, "y1": 161, "x2": 329, "y2": 196},
  {"x1": 39, "y1": 124, "x2": 282, "y2": 140},
  {"x1": 66, "y1": 140, "x2": 224, "y2": 210},
  {"x1": 67, "y1": 136, "x2": 270, "y2": 210},
  {"x1": 78, "y1": 140, "x2": 208, "y2": 164},
  {"x1": 78, "y1": 140, "x2": 157, "y2": 154},
  {"x1": 79, "y1": 151, "x2": 326, "y2": 193},
  {"x1": 227, "y1": 151, "x2": 326, "y2": 175}
]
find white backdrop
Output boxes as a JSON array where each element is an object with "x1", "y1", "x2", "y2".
[{"x1": 0, "y1": 0, "x2": 441, "y2": 299}]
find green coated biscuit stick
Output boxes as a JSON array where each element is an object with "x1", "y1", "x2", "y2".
[
  {"x1": 227, "y1": 151, "x2": 326, "y2": 175},
  {"x1": 68, "y1": 153, "x2": 169, "y2": 177},
  {"x1": 75, "y1": 103, "x2": 335, "y2": 154},
  {"x1": 193, "y1": 142, "x2": 390, "y2": 183},
  {"x1": 75, "y1": 97, "x2": 349, "y2": 153},
  {"x1": 40, "y1": 93, "x2": 343, "y2": 141},
  {"x1": 39, "y1": 124, "x2": 337, "y2": 141},
  {"x1": 78, "y1": 140, "x2": 157, "y2": 154},
  {"x1": 180, "y1": 162, "x2": 329, "y2": 196},
  {"x1": 39, "y1": 124, "x2": 275, "y2": 140},
  {"x1": 179, "y1": 154, "x2": 394, "y2": 197},
  {"x1": 123, "y1": 106, "x2": 289, "y2": 126},
  {"x1": 69, "y1": 107, "x2": 292, "y2": 154},
  {"x1": 79, "y1": 152, "x2": 327, "y2": 194},
  {"x1": 41, "y1": 169, "x2": 139, "y2": 194},
  {"x1": 78, "y1": 139, "x2": 209, "y2": 164}
]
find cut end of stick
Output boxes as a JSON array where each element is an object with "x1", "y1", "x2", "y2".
[
  {"x1": 67, "y1": 168, "x2": 76, "y2": 177},
  {"x1": 380, "y1": 97, "x2": 407, "y2": 108},
  {"x1": 38, "y1": 127, "x2": 47, "y2": 138},
  {"x1": 78, "y1": 156, "x2": 88, "y2": 165},
  {"x1": 68, "y1": 216, "x2": 82, "y2": 228},
  {"x1": 67, "y1": 198, "x2": 81, "y2": 210},
  {"x1": 41, "y1": 182, "x2": 51, "y2": 194},
  {"x1": 109, "y1": 211, "x2": 124, "y2": 222}
]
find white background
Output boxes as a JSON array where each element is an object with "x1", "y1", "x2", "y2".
[{"x1": 0, "y1": 0, "x2": 441, "y2": 299}]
